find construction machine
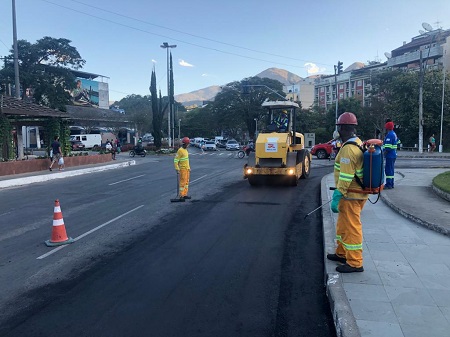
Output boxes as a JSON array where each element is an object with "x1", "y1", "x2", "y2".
[{"x1": 243, "y1": 100, "x2": 311, "y2": 186}]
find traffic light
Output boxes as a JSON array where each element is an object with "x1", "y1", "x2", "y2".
[{"x1": 337, "y1": 61, "x2": 343, "y2": 74}]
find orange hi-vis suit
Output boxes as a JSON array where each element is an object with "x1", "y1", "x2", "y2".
[
  {"x1": 333, "y1": 137, "x2": 368, "y2": 268},
  {"x1": 174, "y1": 147, "x2": 190, "y2": 197}
]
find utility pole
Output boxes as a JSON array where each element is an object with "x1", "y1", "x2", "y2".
[
  {"x1": 418, "y1": 50, "x2": 424, "y2": 153},
  {"x1": 334, "y1": 65, "x2": 338, "y2": 131},
  {"x1": 12, "y1": 0, "x2": 20, "y2": 99},
  {"x1": 334, "y1": 61, "x2": 343, "y2": 131},
  {"x1": 160, "y1": 42, "x2": 176, "y2": 147},
  {"x1": 439, "y1": 69, "x2": 446, "y2": 152}
]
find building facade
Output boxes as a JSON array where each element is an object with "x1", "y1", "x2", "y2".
[{"x1": 314, "y1": 27, "x2": 450, "y2": 110}]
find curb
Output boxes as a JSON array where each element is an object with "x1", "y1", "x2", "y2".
[
  {"x1": 380, "y1": 192, "x2": 450, "y2": 237},
  {"x1": 321, "y1": 175, "x2": 360, "y2": 337},
  {"x1": 0, "y1": 160, "x2": 136, "y2": 189},
  {"x1": 432, "y1": 184, "x2": 450, "y2": 202}
]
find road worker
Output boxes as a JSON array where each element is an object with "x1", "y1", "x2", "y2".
[
  {"x1": 327, "y1": 112, "x2": 368, "y2": 273},
  {"x1": 274, "y1": 110, "x2": 289, "y2": 131},
  {"x1": 383, "y1": 121, "x2": 398, "y2": 189},
  {"x1": 174, "y1": 137, "x2": 191, "y2": 200}
]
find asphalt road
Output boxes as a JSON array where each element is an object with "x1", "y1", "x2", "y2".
[{"x1": 1, "y1": 151, "x2": 337, "y2": 336}]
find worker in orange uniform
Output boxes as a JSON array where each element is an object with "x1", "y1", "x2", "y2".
[
  {"x1": 327, "y1": 112, "x2": 368, "y2": 273},
  {"x1": 174, "y1": 137, "x2": 191, "y2": 200}
]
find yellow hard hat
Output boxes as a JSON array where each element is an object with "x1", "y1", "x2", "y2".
[{"x1": 282, "y1": 110, "x2": 288, "y2": 114}]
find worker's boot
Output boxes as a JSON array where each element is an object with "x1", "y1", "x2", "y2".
[
  {"x1": 183, "y1": 196, "x2": 192, "y2": 199},
  {"x1": 336, "y1": 263, "x2": 364, "y2": 273},
  {"x1": 326, "y1": 253, "x2": 346, "y2": 264}
]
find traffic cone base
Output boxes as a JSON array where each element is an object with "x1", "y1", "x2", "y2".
[
  {"x1": 45, "y1": 237, "x2": 74, "y2": 247},
  {"x1": 45, "y1": 199, "x2": 74, "y2": 247}
]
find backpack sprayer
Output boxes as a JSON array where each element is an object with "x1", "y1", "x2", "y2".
[{"x1": 304, "y1": 139, "x2": 385, "y2": 219}]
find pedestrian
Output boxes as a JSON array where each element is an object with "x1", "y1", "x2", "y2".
[
  {"x1": 327, "y1": 112, "x2": 368, "y2": 273},
  {"x1": 383, "y1": 121, "x2": 398, "y2": 189},
  {"x1": 49, "y1": 136, "x2": 63, "y2": 171},
  {"x1": 174, "y1": 137, "x2": 191, "y2": 200},
  {"x1": 429, "y1": 134, "x2": 436, "y2": 152},
  {"x1": 111, "y1": 140, "x2": 117, "y2": 160}
]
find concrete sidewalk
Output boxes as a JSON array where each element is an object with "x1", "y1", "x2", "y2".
[
  {"x1": 322, "y1": 169, "x2": 450, "y2": 337},
  {"x1": 0, "y1": 156, "x2": 136, "y2": 189}
]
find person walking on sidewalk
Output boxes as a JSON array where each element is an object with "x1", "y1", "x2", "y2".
[
  {"x1": 49, "y1": 136, "x2": 63, "y2": 171},
  {"x1": 383, "y1": 121, "x2": 398, "y2": 189},
  {"x1": 429, "y1": 134, "x2": 436, "y2": 152},
  {"x1": 327, "y1": 112, "x2": 368, "y2": 273},
  {"x1": 174, "y1": 137, "x2": 191, "y2": 200}
]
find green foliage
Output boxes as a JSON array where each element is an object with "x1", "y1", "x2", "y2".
[
  {"x1": 182, "y1": 77, "x2": 285, "y2": 140},
  {"x1": 149, "y1": 68, "x2": 163, "y2": 148},
  {"x1": 0, "y1": 37, "x2": 85, "y2": 109},
  {"x1": 0, "y1": 115, "x2": 13, "y2": 160},
  {"x1": 117, "y1": 94, "x2": 153, "y2": 134},
  {"x1": 433, "y1": 171, "x2": 450, "y2": 193}
]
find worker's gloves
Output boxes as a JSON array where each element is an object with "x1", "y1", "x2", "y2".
[
  {"x1": 331, "y1": 190, "x2": 343, "y2": 213},
  {"x1": 176, "y1": 170, "x2": 179, "y2": 175}
]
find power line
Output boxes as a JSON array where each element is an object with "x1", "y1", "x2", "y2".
[
  {"x1": 64, "y1": 0, "x2": 330, "y2": 67},
  {"x1": 39, "y1": 0, "x2": 324, "y2": 70}
]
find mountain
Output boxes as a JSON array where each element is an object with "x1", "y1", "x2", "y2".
[
  {"x1": 175, "y1": 67, "x2": 303, "y2": 107},
  {"x1": 174, "y1": 86, "x2": 222, "y2": 108},
  {"x1": 255, "y1": 67, "x2": 303, "y2": 85}
]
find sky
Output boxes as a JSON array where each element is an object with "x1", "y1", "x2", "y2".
[{"x1": 1, "y1": 0, "x2": 449, "y2": 103}]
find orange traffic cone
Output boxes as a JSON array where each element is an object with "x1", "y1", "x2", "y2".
[{"x1": 45, "y1": 199, "x2": 74, "y2": 247}]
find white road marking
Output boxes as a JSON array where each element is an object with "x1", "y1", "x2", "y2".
[
  {"x1": 37, "y1": 205, "x2": 145, "y2": 260},
  {"x1": 109, "y1": 174, "x2": 145, "y2": 185},
  {"x1": 190, "y1": 175, "x2": 208, "y2": 184}
]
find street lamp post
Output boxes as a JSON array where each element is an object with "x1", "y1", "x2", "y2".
[
  {"x1": 160, "y1": 42, "x2": 176, "y2": 147},
  {"x1": 439, "y1": 69, "x2": 446, "y2": 152},
  {"x1": 178, "y1": 119, "x2": 181, "y2": 140},
  {"x1": 419, "y1": 49, "x2": 424, "y2": 153},
  {"x1": 254, "y1": 118, "x2": 258, "y2": 138}
]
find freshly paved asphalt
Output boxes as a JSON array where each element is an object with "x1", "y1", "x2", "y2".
[
  {"x1": 323, "y1": 151, "x2": 450, "y2": 337},
  {"x1": 1, "y1": 150, "x2": 450, "y2": 337}
]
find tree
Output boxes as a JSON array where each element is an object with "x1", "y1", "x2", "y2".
[
  {"x1": 0, "y1": 37, "x2": 85, "y2": 110},
  {"x1": 117, "y1": 94, "x2": 153, "y2": 135},
  {"x1": 208, "y1": 77, "x2": 285, "y2": 140},
  {"x1": 149, "y1": 67, "x2": 165, "y2": 148}
]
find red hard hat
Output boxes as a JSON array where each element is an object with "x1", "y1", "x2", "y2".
[
  {"x1": 336, "y1": 112, "x2": 358, "y2": 125},
  {"x1": 182, "y1": 137, "x2": 190, "y2": 144}
]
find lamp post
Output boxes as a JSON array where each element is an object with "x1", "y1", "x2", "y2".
[
  {"x1": 439, "y1": 69, "x2": 446, "y2": 153},
  {"x1": 418, "y1": 49, "x2": 424, "y2": 153},
  {"x1": 12, "y1": 0, "x2": 20, "y2": 99},
  {"x1": 178, "y1": 119, "x2": 181, "y2": 140},
  {"x1": 160, "y1": 42, "x2": 176, "y2": 147},
  {"x1": 254, "y1": 118, "x2": 258, "y2": 138}
]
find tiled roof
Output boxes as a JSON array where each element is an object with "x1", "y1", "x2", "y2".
[{"x1": 0, "y1": 96, "x2": 68, "y2": 118}]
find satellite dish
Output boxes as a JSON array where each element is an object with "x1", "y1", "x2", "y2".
[
  {"x1": 419, "y1": 30, "x2": 425, "y2": 35},
  {"x1": 384, "y1": 52, "x2": 392, "y2": 59},
  {"x1": 422, "y1": 22, "x2": 433, "y2": 32}
]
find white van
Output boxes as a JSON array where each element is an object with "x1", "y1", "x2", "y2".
[{"x1": 70, "y1": 134, "x2": 102, "y2": 149}]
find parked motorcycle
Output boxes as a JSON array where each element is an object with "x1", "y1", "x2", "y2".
[{"x1": 129, "y1": 146, "x2": 147, "y2": 157}]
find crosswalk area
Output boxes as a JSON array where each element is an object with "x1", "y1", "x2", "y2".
[{"x1": 189, "y1": 150, "x2": 240, "y2": 158}]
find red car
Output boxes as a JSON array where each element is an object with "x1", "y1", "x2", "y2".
[{"x1": 310, "y1": 140, "x2": 334, "y2": 159}]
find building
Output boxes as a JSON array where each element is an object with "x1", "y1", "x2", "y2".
[
  {"x1": 314, "y1": 62, "x2": 387, "y2": 110},
  {"x1": 314, "y1": 26, "x2": 450, "y2": 110},
  {"x1": 283, "y1": 77, "x2": 315, "y2": 109}
]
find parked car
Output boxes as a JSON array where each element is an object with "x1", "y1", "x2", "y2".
[
  {"x1": 202, "y1": 141, "x2": 217, "y2": 151},
  {"x1": 225, "y1": 139, "x2": 240, "y2": 151},
  {"x1": 310, "y1": 140, "x2": 333, "y2": 159},
  {"x1": 216, "y1": 139, "x2": 227, "y2": 148},
  {"x1": 70, "y1": 140, "x2": 85, "y2": 151}
]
